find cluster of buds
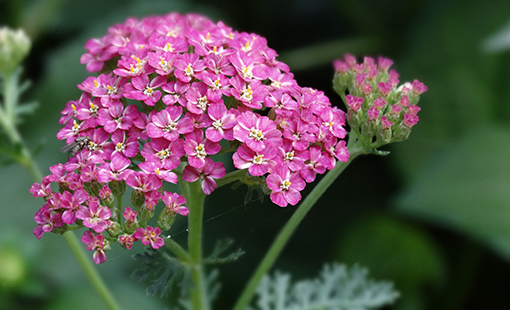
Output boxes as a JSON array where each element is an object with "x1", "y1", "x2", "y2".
[
  {"x1": 30, "y1": 13, "x2": 349, "y2": 264},
  {"x1": 333, "y1": 55, "x2": 427, "y2": 150}
]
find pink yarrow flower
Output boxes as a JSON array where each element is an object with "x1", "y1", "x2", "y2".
[
  {"x1": 267, "y1": 165, "x2": 306, "y2": 207},
  {"x1": 81, "y1": 231, "x2": 109, "y2": 264},
  {"x1": 182, "y1": 158, "x2": 226, "y2": 195},
  {"x1": 76, "y1": 197, "x2": 112, "y2": 233},
  {"x1": 33, "y1": 13, "x2": 356, "y2": 259},
  {"x1": 135, "y1": 226, "x2": 165, "y2": 249}
]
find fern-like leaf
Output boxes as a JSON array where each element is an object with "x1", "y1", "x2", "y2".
[
  {"x1": 131, "y1": 248, "x2": 191, "y2": 298},
  {"x1": 253, "y1": 263, "x2": 399, "y2": 310}
]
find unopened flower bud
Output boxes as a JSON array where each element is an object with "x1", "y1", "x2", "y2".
[
  {"x1": 110, "y1": 180, "x2": 126, "y2": 197},
  {"x1": 140, "y1": 204, "x2": 155, "y2": 221},
  {"x1": 106, "y1": 220, "x2": 121, "y2": 237},
  {"x1": 123, "y1": 207, "x2": 139, "y2": 234},
  {"x1": 0, "y1": 27, "x2": 31, "y2": 76},
  {"x1": 157, "y1": 208, "x2": 177, "y2": 231},
  {"x1": 131, "y1": 190, "x2": 145, "y2": 209}
]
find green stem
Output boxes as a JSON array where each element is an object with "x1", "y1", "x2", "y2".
[
  {"x1": 216, "y1": 169, "x2": 247, "y2": 188},
  {"x1": 63, "y1": 232, "x2": 121, "y2": 310},
  {"x1": 232, "y1": 133, "x2": 365, "y2": 310},
  {"x1": 165, "y1": 238, "x2": 192, "y2": 263},
  {"x1": 180, "y1": 180, "x2": 209, "y2": 310}
]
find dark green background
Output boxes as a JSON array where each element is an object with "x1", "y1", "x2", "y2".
[{"x1": 1, "y1": 0, "x2": 510, "y2": 309}]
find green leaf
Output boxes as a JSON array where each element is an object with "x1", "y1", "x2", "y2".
[
  {"x1": 203, "y1": 239, "x2": 245, "y2": 265},
  {"x1": 252, "y1": 263, "x2": 399, "y2": 310},
  {"x1": 131, "y1": 248, "x2": 191, "y2": 298},
  {"x1": 394, "y1": 125, "x2": 510, "y2": 260},
  {"x1": 14, "y1": 101, "x2": 39, "y2": 123}
]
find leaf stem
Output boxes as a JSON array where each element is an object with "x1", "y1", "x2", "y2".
[{"x1": 232, "y1": 132, "x2": 365, "y2": 310}]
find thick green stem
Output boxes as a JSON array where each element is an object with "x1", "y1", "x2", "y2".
[
  {"x1": 180, "y1": 180, "x2": 209, "y2": 310},
  {"x1": 63, "y1": 232, "x2": 121, "y2": 310},
  {"x1": 232, "y1": 134, "x2": 364, "y2": 310}
]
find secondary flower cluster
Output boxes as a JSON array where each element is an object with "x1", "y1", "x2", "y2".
[
  {"x1": 333, "y1": 54, "x2": 427, "y2": 148},
  {"x1": 30, "y1": 13, "x2": 349, "y2": 264}
]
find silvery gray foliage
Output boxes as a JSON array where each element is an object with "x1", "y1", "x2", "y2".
[{"x1": 252, "y1": 263, "x2": 399, "y2": 310}]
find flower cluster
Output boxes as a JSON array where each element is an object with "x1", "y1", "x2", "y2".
[
  {"x1": 30, "y1": 12, "x2": 349, "y2": 264},
  {"x1": 333, "y1": 55, "x2": 427, "y2": 149}
]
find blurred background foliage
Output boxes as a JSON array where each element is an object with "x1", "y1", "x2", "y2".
[{"x1": 1, "y1": 0, "x2": 510, "y2": 309}]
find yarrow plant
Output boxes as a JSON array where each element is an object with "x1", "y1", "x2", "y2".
[{"x1": 26, "y1": 12, "x2": 426, "y2": 310}]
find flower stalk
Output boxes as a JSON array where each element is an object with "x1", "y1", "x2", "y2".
[
  {"x1": 63, "y1": 231, "x2": 121, "y2": 310},
  {"x1": 232, "y1": 131, "x2": 365, "y2": 310},
  {"x1": 180, "y1": 179, "x2": 209, "y2": 310}
]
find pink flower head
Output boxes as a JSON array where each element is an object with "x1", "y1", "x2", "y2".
[
  {"x1": 229, "y1": 51, "x2": 268, "y2": 81},
  {"x1": 97, "y1": 155, "x2": 132, "y2": 183},
  {"x1": 373, "y1": 97, "x2": 387, "y2": 110},
  {"x1": 377, "y1": 82, "x2": 392, "y2": 97},
  {"x1": 34, "y1": 12, "x2": 355, "y2": 236},
  {"x1": 119, "y1": 233, "x2": 137, "y2": 250},
  {"x1": 81, "y1": 231, "x2": 108, "y2": 264},
  {"x1": 319, "y1": 107, "x2": 347, "y2": 139},
  {"x1": 233, "y1": 111, "x2": 282, "y2": 153},
  {"x1": 162, "y1": 191, "x2": 189, "y2": 216},
  {"x1": 182, "y1": 158, "x2": 226, "y2": 195},
  {"x1": 139, "y1": 159, "x2": 178, "y2": 184},
  {"x1": 30, "y1": 176, "x2": 53, "y2": 198},
  {"x1": 407, "y1": 105, "x2": 421, "y2": 115},
  {"x1": 161, "y1": 80, "x2": 190, "y2": 106},
  {"x1": 107, "y1": 130, "x2": 139, "y2": 159},
  {"x1": 277, "y1": 139, "x2": 309, "y2": 172},
  {"x1": 146, "y1": 105, "x2": 194, "y2": 141},
  {"x1": 345, "y1": 95, "x2": 363, "y2": 112},
  {"x1": 232, "y1": 144, "x2": 277, "y2": 176},
  {"x1": 173, "y1": 52, "x2": 206, "y2": 83},
  {"x1": 76, "y1": 196, "x2": 112, "y2": 233},
  {"x1": 124, "y1": 74, "x2": 166, "y2": 106},
  {"x1": 411, "y1": 79, "x2": 428, "y2": 95},
  {"x1": 367, "y1": 107, "x2": 379, "y2": 121},
  {"x1": 60, "y1": 189, "x2": 89, "y2": 225},
  {"x1": 123, "y1": 206, "x2": 138, "y2": 223},
  {"x1": 403, "y1": 113, "x2": 419, "y2": 128},
  {"x1": 97, "y1": 101, "x2": 140, "y2": 133},
  {"x1": 381, "y1": 116, "x2": 393, "y2": 129},
  {"x1": 333, "y1": 59, "x2": 350, "y2": 73},
  {"x1": 205, "y1": 104, "x2": 237, "y2": 142},
  {"x1": 126, "y1": 171, "x2": 162, "y2": 192},
  {"x1": 267, "y1": 165, "x2": 306, "y2": 207},
  {"x1": 99, "y1": 185, "x2": 112, "y2": 200},
  {"x1": 33, "y1": 209, "x2": 63, "y2": 239},
  {"x1": 230, "y1": 75, "x2": 267, "y2": 110},
  {"x1": 300, "y1": 145, "x2": 330, "y2": 183},
  {"x1": 185, "y1": 81, "x2": 222, "y2": 114},
  {"x1": 135, "y1": 226, "x2": 165, "y2": 249},
  {"x1": 378, "y1": 57, "x2": 393, "y2": 72},
  {"x1": 399, "y1": 95, "x2": 410, "y2": 107},
  {"x1": 141, "y1": 137, "x2": 185, "y2": 170},
  {"x1": 184, "y1": 129, "x2": 221, "y2": 169},
  {"x1": 144, "y1": 190, "x2": 163, "y2": 210}
]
